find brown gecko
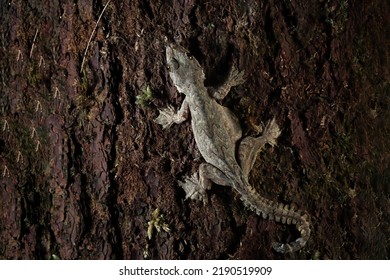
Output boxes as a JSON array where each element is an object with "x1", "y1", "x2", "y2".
[{"x1": 155, "y1": 44, "x2": 310, "y2": 253}]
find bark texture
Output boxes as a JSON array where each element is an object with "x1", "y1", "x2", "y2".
[{"x1": 0, "y1": 0, "x2": 389, "y2": 259}]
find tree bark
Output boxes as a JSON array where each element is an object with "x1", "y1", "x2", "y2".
[{"x1": 0, "y1": 0, "x2": 389, "y2": 259}]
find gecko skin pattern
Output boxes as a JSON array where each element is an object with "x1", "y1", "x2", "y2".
[{"x1": 155, "y1": 44, "x2": 310, "y2": 254}]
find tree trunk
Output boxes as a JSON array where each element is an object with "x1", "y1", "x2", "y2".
[{"x1": 0, "y1": 0, "x2": 389, "y2": 259}]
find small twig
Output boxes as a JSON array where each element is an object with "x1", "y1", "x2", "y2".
[
  {"x1": 29, "y1": 29, "x2": 39, "y2": 58},
  {"x1": 80, "y1": 0, "x2": 111, "y2": 73},
  {"x1": 3, "y1": 165, "x2": 9, "y2": 177},
  {"x1": 31, "y1": 126, "x2": 37, "y2": 139},
  {"x1": 17, "y1": 151, "x2": 23, "y2": 163},
  {"x1": 35, "y1": 100, "x2": 42, "y2": 112},
  {"x1": 35, "y1": 140, "x2": 41, "y2": 152},
  {"x1": 2, "y1": 119, "x2": 9, "y2": 131},
  {"x1": 16, "y1": 49, "x2": 22, "y2": 62},
  {"x1": 54, "y1": 87, "x2": 60, "y2": 99},
  {"x1": 38, "y1": 55, "x2": 45, "y2": 67}
]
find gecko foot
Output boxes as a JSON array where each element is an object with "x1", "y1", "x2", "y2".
[
  {"x1": 262, "y1": 118, "x2": 281, "y2": 147},
  {"x1": 178, "y1": 173, "x2": 208, "y2": 205},
  {"x1": 228, "y1": 66, "x2": 246, "y2": 87},
  {"x1": 154, "y1": 105, "x2": 177, "y2": 129}
]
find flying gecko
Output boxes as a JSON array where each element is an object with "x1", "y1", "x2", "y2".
[{"x1": 155, "y1": 44, "x2": 310, "y2": 253}]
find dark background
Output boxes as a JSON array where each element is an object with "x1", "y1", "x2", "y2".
[{"x1": 0, "y1": 0, "x2": 389, "y2": 259}]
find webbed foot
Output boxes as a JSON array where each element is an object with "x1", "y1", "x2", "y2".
[
  {"x1": 228, "y1": 66, "x2": 246, "y2": 87},
  {"x1": 262, "y1": 118, "x2": 281, "y2": 147},
  {"x1": 178, "y1": 173, "x2": 208, "y2": 205},
  {"x1": 154, "y1": 105, "x2": 178, "y2": 129}
]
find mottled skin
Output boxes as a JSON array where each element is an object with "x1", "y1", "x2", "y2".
[{"x1": 155, "y1": 44, "x2": 310, "y2": 253}]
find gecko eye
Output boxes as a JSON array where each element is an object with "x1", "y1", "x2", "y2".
[{"x1": 170, "y1": 58, "x2": 180, "y2": 70}]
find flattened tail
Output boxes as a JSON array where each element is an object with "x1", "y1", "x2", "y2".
[
  {"x1": 239, "y1": 185, "x2": 311, "y2": 254},
  {"x1": 271, "y1": 213, "x2": 311, "y2": 254}
]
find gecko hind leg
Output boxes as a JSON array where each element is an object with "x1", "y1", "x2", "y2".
[
  {"x1": 238, "y1": 118, "x2": 281, "y2": 177},
  {"x1": 155, "y1": 97, "x2": 189, "y2": 129},
  {"x1": 210, "y1": 66, "x2": 245, "y2": 100},
  {"x1": 179, "y1": 163, "x2": 231, "y2": 205}
]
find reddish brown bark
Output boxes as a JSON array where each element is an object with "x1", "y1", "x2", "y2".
[{"x1": 0, "y1": 0, "x2": 389, "y2": 259}]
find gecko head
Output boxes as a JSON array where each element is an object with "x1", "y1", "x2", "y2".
[{"x1": 166, "y1": 44, "x2": 205, "y2": 94}]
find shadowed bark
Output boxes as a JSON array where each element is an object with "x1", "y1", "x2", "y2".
[{"x1": 0, "y1": 0, "x2": 389, "y2": 259}]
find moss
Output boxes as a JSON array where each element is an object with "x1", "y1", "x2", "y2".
[
  {"x1": 136, "y1": 85, "x2": 154, "y2": 108},
  {"x1": 26, "y1": 61, "x2": 42, "y2": 87},
  {"x1": 80, "y1": 67, "x2": 89, "y2": 93},
  {"x1": 325, "y1": 0, "x2": 349, "y2": 36}
]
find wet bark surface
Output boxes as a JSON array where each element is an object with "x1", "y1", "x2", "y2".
[{"x1": 0, "y1": 0, "x2": 389, "y2": 259}]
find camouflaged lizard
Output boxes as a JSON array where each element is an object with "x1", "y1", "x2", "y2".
[{"x1": 155, "y1": 44, "x2": 310, "y2": 253}]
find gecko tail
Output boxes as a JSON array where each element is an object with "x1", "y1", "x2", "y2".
[
  {"x1": 240, "y1": 187, "x2": 311, "y2": 254},
  {"x1": 271, "y1": 212, "x2": 311, "y2": 254},
  {"x1": 272, "y1": 238, "x2": 307, "y2": 254}
]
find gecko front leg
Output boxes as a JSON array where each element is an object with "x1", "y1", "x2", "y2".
[
  {"x1": 179, "y1": 163, "x2": 232, "y2": 205},
  {"x1": 210, "y1": 66, "x2": 245, "y2": 100},
  {"x1": 155, "y1": 97, "x2": 189, "y2": 129},
  {"x1": 238, "y1": 118, "x2": 281, "y2": 177}
]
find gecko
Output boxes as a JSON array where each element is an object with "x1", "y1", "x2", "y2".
[{"x1": 155, "y1": 43, "x2": 310, "y2": 254}]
